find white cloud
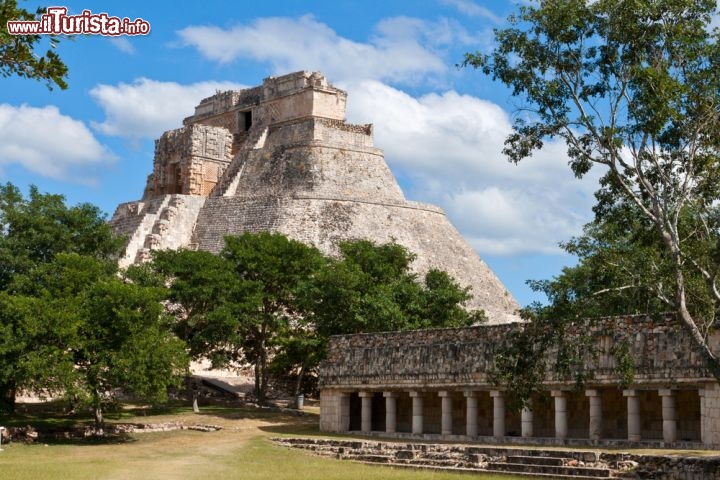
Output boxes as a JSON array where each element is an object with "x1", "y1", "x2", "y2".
[
  {"x1": 0, "y1": 104, "x2": 114, "y2": 183},
  {"x1": 109, "y1": 37, "x2": 135, "y2": 55},
  {"x1": 441, "y1": 0, "x2": 503, "y2": 23},
  {"x1": 89, "y1": 78, "x2": 245, "y2": 139},
  {"x1": 176, "y1": 15, "x2": 463, "y2": 84},
  {"x1": 344, "y1": 80, "x2": 600, "y2": 255}
]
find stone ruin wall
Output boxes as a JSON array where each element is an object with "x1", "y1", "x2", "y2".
[
  {"x1": 143, "y1": 125, "x2": 232, "y2": 198},
  {"x1": 319, "y1": 315, "x2": 720, "y2": 390},
  {"x1": 320, "y1": 315, "x2": 720, "y2": 444}
]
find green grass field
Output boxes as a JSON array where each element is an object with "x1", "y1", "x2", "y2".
[{"x1": 0, "y1": 404, "x2": 525, "y2": 480}]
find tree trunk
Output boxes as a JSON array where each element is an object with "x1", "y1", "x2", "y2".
[
  {"x1": 0, "y1": 381, "x2": 16, "y2": 415},
  {"x1": 192, "y1": 392, "x2": 199, "y2": 413},
  {"x1": 258, "y1": 346, "x2": 267, "y2": 406},
  {"x1": 253, "y1": 362, "x2": 261, "y2": 403},
  {"x1": 293, "y1": 365, "x2": 305, "y2": 399},
  {"x1": 94, "y1": 404, "x2": 104, "y2": 436},
  {"x1": 673, "y1": 267, "x2": 720, "y2": 382}
]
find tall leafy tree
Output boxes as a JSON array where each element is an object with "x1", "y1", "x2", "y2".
[
  {"x1": 465, "y1": 0, "x2": 720, "y2": 380},
  {"x1": 8, "y1": 254, "x2": 188, "y2": 431},
  {"x1": 0, "y1": 0, "x2": 69, "y2": 89},
  {"x1": 154, "y1": 233, "x2": 326, "y2": 405},
  {"x1": 0, "y1": 183, "x2": 123, "y2": 413}
]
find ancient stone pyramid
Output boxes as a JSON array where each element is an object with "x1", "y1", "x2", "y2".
[{"x1": 110, "y1": 71, "x2": 519, "y2": 323}]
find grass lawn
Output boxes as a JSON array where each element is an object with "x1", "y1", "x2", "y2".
[{"x1": 0, "y1": 403, "x2": 525, "y2": 480}]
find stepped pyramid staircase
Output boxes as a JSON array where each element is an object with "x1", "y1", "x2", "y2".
[{"x1": 273, "y1": 438, "x2": 629, "y2": 479}]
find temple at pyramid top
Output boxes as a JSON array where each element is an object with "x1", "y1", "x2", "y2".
[{"x1": 111, "y1": 71, "x2": 520, "y2": 323}]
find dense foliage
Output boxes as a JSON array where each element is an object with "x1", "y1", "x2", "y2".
[
  {"x1": 465, "y1": 0, "x2": 720, "y2": 394},
  {"x1": 0, "y1": 0, "x2": 69, "y2": 89},
  {"x1": 0, "y1": 184, "x2": 187, "y2": 429},
  {"x1": 153, "y1": 235, "x2": 484, "y2": 403}
]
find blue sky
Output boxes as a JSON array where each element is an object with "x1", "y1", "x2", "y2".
[{"x1": 1, "y1": 0, "x2": 609, "y2": 307}]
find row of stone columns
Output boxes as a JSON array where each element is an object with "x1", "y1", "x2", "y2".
[{"x1": 357, "y1": 388, "x2": 682, "y2": 443}]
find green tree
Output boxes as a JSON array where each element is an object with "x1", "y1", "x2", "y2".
[
  {"x1": 154, "y1": 233, "x2": 326, "y2": 405},
  {"x1": 7, "y1": 253, "x2": 188, "y2": 431},
  {"x1": 0, "y1": 183, "x2": 123, "y2": 414},
  {"x1": 73, "y1": 263, "x2": 188, "y2": 432},
  {"x1": 465, "y1": 0, "x2": 720, "y2": 381},
  {"x1": 155, "y1": 235, "x2": 482, "y2": 404},
  {"x1": 0, "y1": 1, "x2": 69, "y2": 89},
  {"x1": 307, "y1": 239, "x2": 483, "y2": 337}
]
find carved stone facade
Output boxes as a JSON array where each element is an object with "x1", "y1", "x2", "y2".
[
  {"x1": 318, "y1": 315, "x2": 720, "y2": 448},
  {"x1": 110, "y1": 71, "x2": 519, "y2": 323},
  {"x1": 143, "y1": 125, "x2": 232, "y2": 198}
]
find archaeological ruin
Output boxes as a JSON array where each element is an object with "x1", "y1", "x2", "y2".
[
  {"x1": 110, "y1": 71, "x2": 720, "y2": 449},
  {"x1": 318, "y1": 316, "x2": 720, "y2": 447},
  {"x1": 110, "y1": 70, "x2": 518, "y2": 324}
]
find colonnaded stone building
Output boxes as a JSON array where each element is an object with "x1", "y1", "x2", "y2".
[
  {"x1": 110, "y1": 70, "x2": 518, "y2": 324},
  {"x1": 319, "y1": 316, "x2": 720, "y2": 447}
]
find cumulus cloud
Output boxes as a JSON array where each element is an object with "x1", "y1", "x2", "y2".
[
  {"x1": 440, "y1": 0, "x2": 503, "y2": 22},
  {"x1": 344, "y1": 80, "x2": 599, "y2": 255},
  {"x1": 89, "y1": 78, "x2": 245, "y2": 140},
  {"x1": 109, "y1": 37, "x2": 136, "y2": 55},
  {"x1": 0, "y1": 104, "x2": 114, "y2": 183},
  {"x1": 176, "y1": 15, "x2": 471, "y2": 84}
]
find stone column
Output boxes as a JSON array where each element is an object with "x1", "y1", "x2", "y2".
[
  {"x1": 624, "y1": 389, "x2": 641, "y2": 442},
  {"x1": 585, "y1": 389, "x2": 602, "y2": 441},
  {"x1": 521, "y1": 403, "x2": 534, "y2": 438},
  {"x1": 359, "y1": 391, "x2": 373, "y2": 433},
  {"x1": 659, "y1": 389, "x2": 677, "y2": 443},
  {"x1": 383, "y1": 392, "x2": 398, "y2": 434},
  {"x1": 339, "y1": 392, "x2": 351, "y2": 432},
  {"x1": 464, "y1": 391, "x2": 478, "y2": 439},
  {"x1": 490, "y1": 390, "x2": 505, "y2": 438},
  {"x1": 439, "y1": 391, "x2": 453, "y2": 436},
  {"x1": 552, "y1": 390, "x2": 568, "y2": 439},
  {"x1": 699, "y1": 383, "x2": 720, "y2": 446},
  {"x1": 700, "y1": 385, "x2": 707, "y2": 445},
  {"x1": 410, "y1": 391, "x2": 424, "y2": 435}
]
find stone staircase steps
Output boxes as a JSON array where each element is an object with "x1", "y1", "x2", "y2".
[
  {"x1": 487, "y1": 462, "x2": 612, "y2": 478},
  {"x1": 272, "y1": 438, "x2": 620, "y2": 478},
  {"x1": 506, "y1": 455, "x2": 565, "y2": 466},
  {"x1": 357, "y1": 462, "x2": 613, "y2": 480}
]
